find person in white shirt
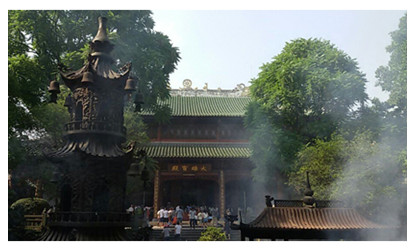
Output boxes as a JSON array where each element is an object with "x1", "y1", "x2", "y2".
[
  {"x1": 157, "y1": 208, "x2": 164, "y2": 226},
  {"x1": 202, "y1": 211, "x2": 209, "y2": 228},
  {"x1": 197, "y1": 210, "x2": 203, "y2": 227},
  {"x1": 127, "y1": 204, "x2": 134, "y2": 214},
  {"x1": 174, "y1": 222, "x2": 182, "y2": 240},
  {"x1": 162, "y1": 208, "x2": 169, "y2": 225}
]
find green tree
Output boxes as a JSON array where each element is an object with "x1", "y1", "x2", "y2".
[
  {"x1": 247, "y1": 38, "x2": 368, "y2": 191},
  {"x1": 250, "y1": 38, "x2": 368, "y2": 141},
  {"x1": 287, "y1": 134, "x2": 347, "y2": 200},
  {"x1": 287, "y1": 16, "x2": 406, "y2": 230},
  {"x1": 9, "y1": 10, "x2": 179, "y2": 139},
  {"x1": 375, "y1": 14, "x2": 407, "y2": 118},
  {"x1": 288, "y1": 131, "x2": 406, "y2": 226},
  {"x1": 374, "y1": 13, "x2": 406, "y2": 150},
  {"x1": 8, "y1": 10, "x2": 180, "y2": 202}
]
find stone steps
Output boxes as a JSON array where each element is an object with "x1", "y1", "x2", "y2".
[
  {"x1": 149, "y1": 222, "x2": 241, "y2": 241},
  {"x1": 151, "y1": 226, "x2": 207, "y2": 241},
  {"x1": 229, "y1": 228, "x2": 241, "y2": 241},
  {"x1": 150, "y1": 225, "x2": 243, "y2": 241}
]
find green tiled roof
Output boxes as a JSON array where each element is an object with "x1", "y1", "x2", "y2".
[
  {"x1": 141, "y1": 96, "x2": 251, "y2": 117},
  {"x1": 139, "y1": 142, "x2": 251, "y2": 158}
]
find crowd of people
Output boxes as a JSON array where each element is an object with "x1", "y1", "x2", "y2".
[
  {"x1": 155, "y1": 205, "x2": 220, "y2": 229},
  {"x1": 126, "y1": 204, "x2": 233, "y2": 240},
  {"x1": 126, "y1": 204, "x2": 153, "y2": 221}
]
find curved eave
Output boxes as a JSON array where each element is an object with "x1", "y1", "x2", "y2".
[
  {"x1": 60, "y1": 60, "x2": 130, "y2": 89},
  {"x1": 138, "y1": 142, "x2": 252, "y2": 159},
  {"x1": 45, "y1": 139, "x2": 129, "y2": 159}
]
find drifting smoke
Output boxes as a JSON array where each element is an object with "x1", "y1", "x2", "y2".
[{"x1": 329, "y1": 131, "x2": 407, "y2": 240}]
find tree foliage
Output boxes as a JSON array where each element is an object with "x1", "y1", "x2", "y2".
[
  {"x1": 374, "y1": 13, "x2": 407, "y2": 146},
  {"x1": 375, "y1": 14, "x2": 407, "y2": 117},
  {"x1": 198, "y1": 227, "x2": 227, "y2": 241},
  {"x1": 246, "y1": 38, "x2": 368, "y2": 191},
  {"x1": 287, "y1": 15, "x2": 407, "y2": 227},
  {"x1": 287, "y1": 134, "x2": 347, "y2": 200},
  {"x1": 288, "y1": 131, "x2": 406, "y2": 225},
  {"x1": 8, "y1": 10, "x2": 180, "y2": 203},
  {"x1": 8, "y1": 10, "x2": 180, "y2": 139},
  {"x1": 250, "y1": 38, "x2": 368, "y2": 140}
]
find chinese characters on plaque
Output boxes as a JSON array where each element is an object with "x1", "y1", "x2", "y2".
[{"x1": 168, "y1": 164, "x2": 211, "y2": 173}]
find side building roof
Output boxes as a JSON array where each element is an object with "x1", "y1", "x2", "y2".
[{"x1": 244, "y1": 207, "x2": 389, "y2": 230}]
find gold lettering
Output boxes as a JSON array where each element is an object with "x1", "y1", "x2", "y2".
[
  {"x1": 191, "y1": 165, "x2": 198, "y2": 172},
  {"x1": 171, "y1": 165, "x2": 179, "y2": 171},
  {"x1": 182, "y1": 165, "x2": 188, "y2": 171},
  {"x1": 200, "y1": 166, "x2": 207, "y2": 172}
]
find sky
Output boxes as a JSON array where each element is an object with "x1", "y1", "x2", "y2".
[{"x1": 152, "y1": 10, "x2": 406, "y2": 102}]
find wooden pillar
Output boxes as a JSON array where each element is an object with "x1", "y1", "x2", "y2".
[
  {"x1": 153, "y1": 170, "x2": 160, "y2": 213},
  {"x1": 219, "y1": 169, "x2": 225, "y2": 219}
]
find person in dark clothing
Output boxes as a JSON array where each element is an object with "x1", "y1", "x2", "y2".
[{"x1": 162, "y1": 225, "x2": 171, "y2": 241}]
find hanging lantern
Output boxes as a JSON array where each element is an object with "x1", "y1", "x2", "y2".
[
  {"x1": 124, "y1": 77, "x2": 136, "y2": 93},
  {"x1": 81, "y1": 71, "x2": 94, "y2": 84},
  {"x1": 64, "y1": 94, "x2": 72, "y2": 107},
  {"x1": 48, "y1": 80, "x2": 60, "y2": 103},
  {"x1": 48, "y1": 80, "x2": 60, "y2": 93},
  {"x1": 127, "y1": 162, "x2": 140, "y2": 177}
]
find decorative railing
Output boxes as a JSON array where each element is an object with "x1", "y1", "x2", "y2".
[
  {"x1": 273, "y1": 200, "x2": 304, "y2": 207},
  {"x1": 47, "y1": 212, "x2": 131, "y2": 227},
  {"x1": 315, "y1": 200, "x2": 345, "y2": 208},
  {"x1": 273, "y1": 200, "x2": 345, "y2": 208},
  {"x1": 64, "y1": 120, "x2": 126, "y2": 137}
]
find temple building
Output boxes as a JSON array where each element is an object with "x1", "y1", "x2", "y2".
[{"x1": 139, "y1": 80, "x2": 253, "y2": 218}]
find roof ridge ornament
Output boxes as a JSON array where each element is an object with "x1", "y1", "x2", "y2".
[
  {"x1": 183, "y1": 79, "x2": 192, "y2": 89},
  {"x1": 265, "y1": 195, "x2": 274, "y2": 207},
  {"x1": 303, "y1": 171, "x2": 316, "y2": 208}
]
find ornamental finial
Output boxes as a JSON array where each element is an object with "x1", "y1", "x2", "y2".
[
  {"x1": 90, "y1": 17, "x2": 114, "y2": 57},
  {"x1": 93, "y1": 17, "x2": 110, "y2": 44},
  {"x1": 303, "y1": 171, "x2": 315, "y2": 208}
]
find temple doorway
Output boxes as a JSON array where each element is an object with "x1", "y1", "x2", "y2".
[{"x1": 161, "y1": 179, "x2": 218, "y2": 208}]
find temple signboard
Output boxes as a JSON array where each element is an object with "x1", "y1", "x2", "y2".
[{"x1": 168, "y1": 164, "x2": 212, "y2": 173}]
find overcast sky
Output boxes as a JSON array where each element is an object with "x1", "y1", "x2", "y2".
[{"x1": 152, "y1": 10, "x2": 406, "y2": 102}]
